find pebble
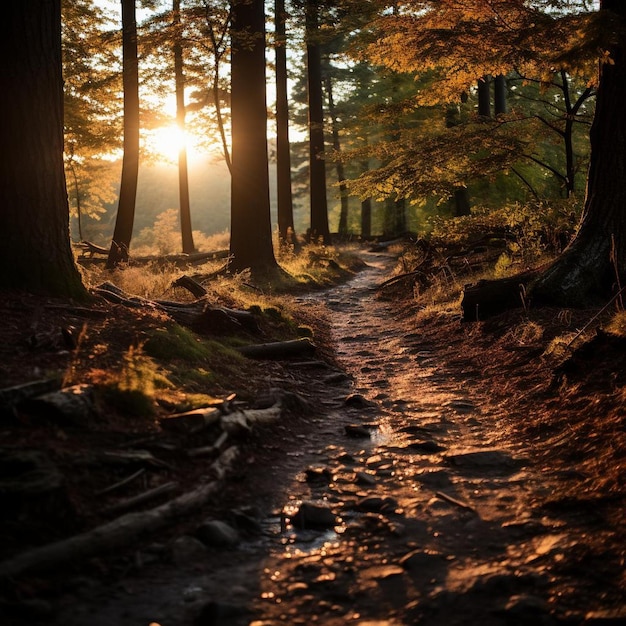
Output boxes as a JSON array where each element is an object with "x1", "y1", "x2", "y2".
[
  {"x1": 344, "y1": 393, "x2": 377, "y2": 408},
  {"x1": 170, "y1": 535, "x2": 209, "y2": 564},
  {"x1": 355, "y1": 495, "x2": 398, "y2": 513},
  {"x1": 345, "y1": 424, "x2": 372, "y2": 439},
  {"x1": 196, "y1": 520, "x2": 240, "y2": 547},
  {"x1": 290, "y1": 502, "x2": 337, "y2": 529}
]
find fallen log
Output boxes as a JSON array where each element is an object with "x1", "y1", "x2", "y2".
[
  {"x1": 158, "y1": 407, "x2": 222, "y2": 434},
  {"x1": 21, "y1": 384, "x2": 96, "y2": 428},
  {"x1": 173, "y1": 274, "x2": 208, "y2": 298},
  {"x1": 95, "y1": 282, "x2": 259, "y2": 334},
  {"x1": 0, "y1": 379, "x2": 61, "y2": 420},
  {"x1": 237, "y1": 337, "x2": 316, "y2": 359},
  {"x1": 461, "y1": 268, "x2": 541, "y2": 321},
  {"x1": 0, "y1": 446, "x2": 239, "y2": 580}
]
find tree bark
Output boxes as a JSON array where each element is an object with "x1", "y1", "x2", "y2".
[
  {"x1": 173, "y1": 0, "x2": 195, "y2": 254},
  {"x1": 478, "y1": 75, "x2": 491, "y2": 118},
  {"x1": 325, "y1": 73, "x2": 350, "y2": 237},
  {"x1": 107, "y1": 0, "x2": 140, "y2": 268},
  {"x1": 306, "y1": 0, "x2": 331, "y2": 244},
  {"x1": 275, "y1": 0, "x2": 297, "y2": 246},
  {"x1": 531, "y1": 0, "x2": 626, "y2": 306},
  {"x1": 0, "y1": 1, "x2": 85, "y2": 297},
  {"x1": 494, "y1": 74, "x2": 507, "y2": 115},
  {"x1": 229, "y1": 0, "x2": 277, "y2": 274}
]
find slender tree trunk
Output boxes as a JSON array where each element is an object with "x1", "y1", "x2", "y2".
[
  {"x1": 445, "y1": 102, "x2": 471, "y2": 216},
  {"x1": 361, "y1": 197, "x2": 372, "y2": 239},
  {"x1": 325, "y1": 73, "x2": 349, "y2": 237},
  {"x1": 107, "y1": 0, "x2": 140, "y2": 268},
  {"x1": 173, "y1": 0, "x2": 195, "y2": 254},
  {"x1": 494, "y1": 74, "x2": 507, "y2": 115},
  {"x1": 0, "y1": 1, "x2": 85, "y2": 297},
  {"x1": 478, "y1": 75, "x2": 491, "y2": 118},
  {"x1": 229, "y1": 0, "x2": 277, "y2": 274},
  {"x1": 306, "y1": 0, "x2": 331, "y2": 244},
  {"x1": 530, "y1": 0, "x2": 626, "y2": 305},
  {"x1": 69, "y1": 162, "x2": 84, "y2": 241},
  {"x1": 275, "y1": 0, "x2": 297, "y2": 246}
]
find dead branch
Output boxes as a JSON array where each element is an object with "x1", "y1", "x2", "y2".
[
  {"x1": 237, "y1": 338, "x2": 316, "y2": 359},
  {"x1": 104, "y1": 481, "x2": 179, "y2": 516},
  {"x1": 0, "y1": 446, "x2": 239, "y2": 580}
]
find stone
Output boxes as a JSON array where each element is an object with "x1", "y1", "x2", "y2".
[
  {"x1": 290, "y1": 502, "x2": 337, "y2": 529},
  {"x1": 170, "y1": 535, "x2": 209, "y2": 564},
  {"x1": 355, "y1": 495, "x2": 398, "y2": 513},
  {"x1": 355, "y1": 471, "x2": 377, "y2": 485},
  {"x1": 344, "y1": 393, "x2": 376, "y2": 408},
  {"x1": 305, "y1": 467, "x2": 333, "y2": 484},
  {"x1": 345, "y1": 424, "x2": 372, "y2": 439},
  {"x1": 399, "y1": 549, "x2": 445, "y2": 571},
  {"x1": 445, "y1": 449, "x2": 526, "y2": 471},
  {"x1": 196, "y1": 520, "x2": 240, "y2": 547}
]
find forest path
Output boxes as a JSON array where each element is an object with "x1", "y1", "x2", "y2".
[{"x1": 51, "y1": 252, "x2": 613, "y2": 626}]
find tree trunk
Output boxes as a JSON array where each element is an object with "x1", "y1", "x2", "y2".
[
  {"x1": 530, "y1": 0, "x2": 626, "y2": 306},
  {"x1": 173, "y1": 0, "x2": 195, "y2": 254},
  {"x1": 306, "y1": 0, "x2": 331, "y2": 244},
  {"x1": 494, "y1": 74, "x2": 507, "y2": 115},
  {"x1": 107, "y1": 0, "x2": 140, "y2": 268},
  {"x1": 0, "y1": 2, "x2": 85, "y2": 297},
  {"x1": 361, "y1": 197, "x2": 372, "y2": 238},
  {"x1": 325, "y1": 73, "x2": 349, "y2": 237},
  {"x1": 478, "y1": 75, "x2": 491, "y2": 118},
  {"x1": 275, "y1": 0, "x2": 297, "y2": 246},
  {"x1": 229, "y1": 0, "x2": 277, "y2": 274},
  {"x1": 445, "y1": 101, "x2": 471, "y2": 216}
]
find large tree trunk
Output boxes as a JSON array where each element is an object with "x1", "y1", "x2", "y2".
[
  {"x1": 173, "y1": 0, "x2": 195, "y2": 254},
  {"x1": 275, "y1": 0, "x2": 297, "y2": 246},
  {"x1": 107, "y1": 0, "x2": 140, "y2": 268},
  {"x1": 229, "y1": 0, "x2": 277, "y2": 274},
  {"x1": 0, "y1": 2, "x2": 85, "y2": 297},
  {"x1": 306, "y1": 0, "x2": 331, "y2": 244},
  {"x1": 530, "y1": 0, "x2": 626, "y2": 306}
]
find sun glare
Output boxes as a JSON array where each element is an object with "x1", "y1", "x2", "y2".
[{"x1": 145, "y1": 124, "x2": 192, "y2": 164}]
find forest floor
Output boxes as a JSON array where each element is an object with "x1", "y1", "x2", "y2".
[{"x1": 0, "y1": 249, "x2": 625, "y2": 625}]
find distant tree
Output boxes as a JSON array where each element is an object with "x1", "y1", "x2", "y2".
[
  {"x1": 0, "y1": 1, "x2": 85, "y2": 296},
  {"x1": 228, "y1": 0, "x2": 278, "y2": 273},
  {"x1": 306, "y1": 0, "x2": 331, "y2": 243},
  {"x1": 173, "y1": 0, "x2": 196, "y2": 253},
  {"x1": 275, "y1": 0, "x2": 298, "y2": 246},
  {"x1": 107, "y1": 0, "x2": 141, "y2": 268}
]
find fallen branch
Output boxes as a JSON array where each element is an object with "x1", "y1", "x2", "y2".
[
  {"x1": 435, "y1": 490, "x2": 476, "y2": 513},
  {"x1": 0, "y1": 446, "x2": 239, "y2": 580},
  {"x1": 237, "y1": 338, "x2": 316, "y2": 359},
  {"x1": 104, "y1": 481, "x2": 179, "y2": 516},
  {"x1": 95, "y1": 469, "x2": 146, "y2": 496}
]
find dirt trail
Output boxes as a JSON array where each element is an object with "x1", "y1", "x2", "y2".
[{"x1": 45, "y1": 253, "x2": 621, "y2": 626}]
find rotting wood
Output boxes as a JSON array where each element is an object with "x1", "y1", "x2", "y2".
[
  {"x1": 187, "y1": 431, "x2": 229, "y2": 459},
  {"x1": 0, "y1": 378, "x2": 61, "y2": 419},
  {"x1": 237, "y1": 337, "x2": 316, "y2": 359},
  {"x1": 104, "y1": 481, "x2": 179, "y2": 516},
  {"x1": 173, "y1": 274, "x2": 208, "y2": 298},
  {"x1": 94, "y1": 282, "x2": 259, "y2": 334},
  {"x1": 21, "y1": 384, "x2": 95, "y2": 427},
  {"x1": 0, "y1": 446, "x2": 239, "y2": 580},
  {"x1": 461, "y1": 268, "x2": 541, "y2": 321},
  {"x1": 159, "y1": 407, "x2": 222, "y2": 434}
]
